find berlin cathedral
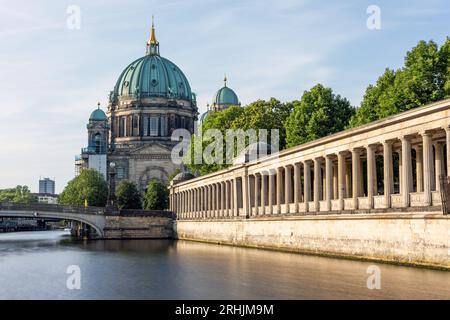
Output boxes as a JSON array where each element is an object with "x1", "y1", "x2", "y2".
[{"x1": 75, "y1": 21, "x2": 240, "y2": 193}]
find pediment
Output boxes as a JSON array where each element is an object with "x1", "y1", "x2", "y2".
[{"x1": 130, "y1": 142, "x2": 172, "y2": 155}]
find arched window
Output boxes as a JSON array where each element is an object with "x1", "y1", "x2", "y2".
[
  {"x1": 150, "y1": 116, "x2": 159, "y2": 136},
  {"x1": 94, "y1": 133, "x2": 102, "y2": 153}
]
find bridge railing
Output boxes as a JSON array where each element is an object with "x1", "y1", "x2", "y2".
[
  {"x1": 0, "y1": 202, "x2": 109, "y2": 215},
  {"x1": 0, "y1": 202, "x2": 176, "y2": 218}
]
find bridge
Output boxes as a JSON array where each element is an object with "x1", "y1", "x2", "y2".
[{"x1": 0, "y1": 202, "x2": 175, "y2": 239}]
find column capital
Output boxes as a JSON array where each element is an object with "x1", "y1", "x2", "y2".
[
  {"x1": 351, "y1": 147, "x2": 363, "y2": 155},
  {"x1": 365, "y1": 143, "x2": 378, "y2": 151},
  {"x1": 443, "y1": 126, "x2": 450, "y2": 132},
  {"x1": 420, "y1": 130, "x2": 433, "y2": 137}
]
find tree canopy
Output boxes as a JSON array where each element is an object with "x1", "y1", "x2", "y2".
[
  {"x1": 116, "y1": 181, "x2": 142, "y2": 209},
  {"x1": 143, "y1": 180, "x2": 168, "y2": 210},
  {"x1": 0, "y1": 185, "x2": 37, "y2": 203},
  {"x1": 285, "y1": 84, "x2": 355, "y2": 148},
  {"x1": 59, "y1": 169, "x2": 108, "y2": 207},
  {"x1": 185, "y1": 100, "x2": 292, "y2": 175},
  {"x1": 349, "y1": 38, "x2": 450, "y2": 127}
]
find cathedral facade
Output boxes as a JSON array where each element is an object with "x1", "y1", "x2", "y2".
[{"x1": 75, "y1": 22, "x2": 240, "y2": 193}]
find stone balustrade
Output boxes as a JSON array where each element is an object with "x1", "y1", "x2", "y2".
[{"x1": 170, "y1": 99, "x2": 450, "y2": 219}]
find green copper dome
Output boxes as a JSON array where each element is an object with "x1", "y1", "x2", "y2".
[
  {"x1": 89, "y1": 107, "x2": 107, "y2": 121},
  {"x1": 113, "y1": 55, "x2": 192, "y2": 102},
  {"x1": 213, "y1": 78, "x2": 239, "y2": 106},
  {"x1": 111, "y1": 21, "x2": 193, "y2": 103}
]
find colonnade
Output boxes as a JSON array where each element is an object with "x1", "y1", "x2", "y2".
[{"x1": 169, "y1": 100, "x2": 450, "y2": 219}]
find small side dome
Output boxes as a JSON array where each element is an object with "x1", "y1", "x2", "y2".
[
  {"x1": 173, "y1": 171, "x2": 195, "y2": 184},
  {"x1": 214, "y1": 86, "x2": 239, "y2": 106},
  {"x1": 233, "y1": 142, "x2": 275, "y2": 165},
  {"x1": 89, "y1": 107, "x2": 107, "y2": 121},
  {"x1": 200, "y1": 110, "x2": 210, "y2": 123}
]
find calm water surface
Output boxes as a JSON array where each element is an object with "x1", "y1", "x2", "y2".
[{"x1": 0, "y1": 231, "x2": 448, "y2": 299}]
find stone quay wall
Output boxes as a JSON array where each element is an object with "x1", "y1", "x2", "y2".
[
  {"x1": 104, "y1": 211, "x2": 175, "y2": 239},
  {"x1": 175, "y1": 210, "x2": 450, "y2": 269}
]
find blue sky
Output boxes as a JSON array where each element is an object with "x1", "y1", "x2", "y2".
[{"x1": 0, "y1": 0, "x2": 449, "y2": 192}]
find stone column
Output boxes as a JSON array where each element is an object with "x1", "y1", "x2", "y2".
[
  {"x1": 293, "y1": 163, "x2": 300, "y2": 213},
  {"x1": 434, "y1": 142, "x2": 444, "y2": 191},
  {"x1": 268, "y1": 171, "x2": 275, "y2": 214},
  {"x1": 216, "y1": 183, "x2": 220, "y2": 217},
  {"x1": 242, "y1": 174, "x2": 250, "y2": 217},
  {"x1": 186, "y1": 190, "x2": 190, "y2": 217},
  {"x1": 205, "y1": 186, "x2": 209, "y2": 217},
  {"x1": 202, "y1": 187, "x2": 206, "y2": 218},
  {"x1": 383, "y1": 141, "x2": 393, "y2": 208},
  {"x1": 325, "y1": 155, "x2": 333, "y2": 211},
  {"x1": 401, "y1": 137, "x2": 412, "y2": 207},
  {"x1": 284, "y1": 166, "x2": 292, "y2": 213},
  {"x1": 352, "y1": 149, "x2": 361, "y2": 209},
  {"x1": 254, "y1": 174, "x2": 260, "y2": 215},
  {"x1": 221, "y1": 182, "x2": 225, "y2": 217},
  {"x1": 276, "y1": 167, "x2": 283, "y2": 214},
  {"x1": 233, "y1": 177, "x2": 239, "y2": 217},
  {"x1": 304, "y1": 161, "x2": 311, "y2": 212},
  {"x1": 261, "y1": 174, "x2": 267, "y2": 215},
  {"x1": 446, "y1": 127, "x2": 450, "y2": 176},
  {"x1": 337, "y1": 152, "x2": 346, "y2": 211},
  {"x1": 225, "y1": 181, "x2": 230, "y2": 216},
  {"x1": 366, "y1": 145, "x2": 376, "y2": 208},
  {"x1": 313, "y1": 158, "x2": 322, "y2": 211},
  {"x1": 414, "y1": 146, "x2": 423, "y2": 192},
  {"x1": 422, "y1": 132, "x2": 433, "y2": 206}
]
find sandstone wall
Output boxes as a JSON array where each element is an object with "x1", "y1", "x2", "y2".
[
  {"x1": 175, "y1": 212, "x2": 450, "y2": 269},
  {"x1": 104, "y1": 215, "x2": 174, "y2": 239}
]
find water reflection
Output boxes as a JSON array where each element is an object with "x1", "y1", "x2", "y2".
[{"x1": 0, "y1": 231, "x2": 448, "y2": 299}]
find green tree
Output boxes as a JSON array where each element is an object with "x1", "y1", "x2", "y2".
[
  {"x1": 185, "y1": 100, "x2": 292, "y2": 175},
  {"x1": 116, "y1": 181, "x2": 142, "y2": 209},
  {"x1": 59, "y1": 169, "x2": 108, "y2": 207},
  {"x1": 285, "y1": 84, "x2": 354, "y2": 147},
  {"x1": 143, "y1": 180, "x2": 168, "y2": 210},
  {"x1": 0, "y1": 185, "x2": 37, "y2": 203},
  {"x1": 232, "y1": 98, "x2": 292, "y2": 149},
  {"x1": 349, "y1": 38, "x2": 450, "y2": 127},
  {"x1": 185, "y1": 106, "x2": 244, "y2": 175}
]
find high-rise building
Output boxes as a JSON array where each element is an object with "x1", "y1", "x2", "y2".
[{"x1": 39, "y1": 178, "x2": 55, "y2": 194}]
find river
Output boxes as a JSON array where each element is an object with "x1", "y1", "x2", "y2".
[{"x1": 0, "y1": 231, "x2": 448, "y2": 299}]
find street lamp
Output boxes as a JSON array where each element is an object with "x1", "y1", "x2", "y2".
[{"x1": 107, "y1": 162, "x2": 117, "y2": 209}]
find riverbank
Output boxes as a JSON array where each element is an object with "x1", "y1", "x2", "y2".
[{"x1": 175, "y1": 211, "x2": 450, "y2": 271}]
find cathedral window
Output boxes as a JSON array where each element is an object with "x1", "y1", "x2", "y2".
[
  {"x1": 132, "y1": 115, "x2": 139, "y2": 136},
  {"x1": 143, "y1": 116, "x2": 149, "y2": 136},
  {"x1": 119, "y1": 117, "x2": 125, "y2": 137},
  {"x1": 150, "y1": 116, "x2": 159, "y2": 136},
  {"x1": 160, "y1": 115, "x2": 167, "y2": 136},
  {"x1": 94, "y1": 133, "x2": 102, "y2": 153},
  {"x1": 116, "y1": 167, "x2": 125, "y2": 179}
]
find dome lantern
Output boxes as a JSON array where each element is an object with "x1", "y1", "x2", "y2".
[{"x1": 146, "y1": 16, "x2": 160, "y2": 56}]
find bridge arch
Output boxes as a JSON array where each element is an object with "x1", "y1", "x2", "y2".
[{"x1": 0, "y1": 208, "x2": 106, "y2": 238}]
